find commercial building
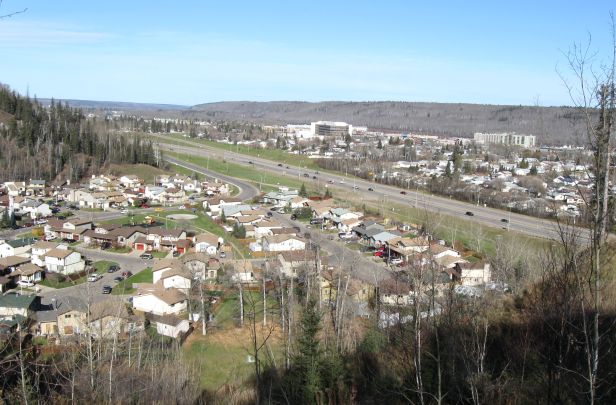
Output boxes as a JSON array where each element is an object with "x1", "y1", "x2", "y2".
[
  {"x1": 473, "y1": 132, "x2": 536, "y2": 148},
  {"x1": 310, "y1": 121, "x2": 352, "y2": 137}
]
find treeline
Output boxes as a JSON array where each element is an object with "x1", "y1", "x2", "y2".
[{"x1": 0, "y1": 84, "x2": 165, "y2": 182}]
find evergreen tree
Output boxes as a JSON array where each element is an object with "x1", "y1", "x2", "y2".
[
  {"x1": 299, "y1": 183, "x2": 308, "y2": 197},
  {"x1": 220, "y1": 210, "x2": 226, "y2": 223},
  {"x1": 377, "y1": 139, "x2": 383, "y2": 149},
  {"x1": 445, "y1": 161, "x2": 452, "y2": 177},
  {"x1": 289, "y1": 299, "x2": 323, "y2": 404},
  {"x1": 530, "y1": 165, "x2": 538, "y2": 175}
]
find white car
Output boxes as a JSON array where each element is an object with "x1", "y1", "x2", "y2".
[
  {"x1": 87, "y1": 274, "x2": 102, "y2": 282},
  {"x1": 17, "y1": 280, "x2": 35, "y2": 288},
  {"x1": 121, "y1": 209, "x2": 129, "y2": 214},
  {"x1": 390, "y1": 258, "x2": 404, "y2": 265}
]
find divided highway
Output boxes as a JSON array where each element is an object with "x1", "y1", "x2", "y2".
[{"x1": 158, "y1": 140, "x2": 581, "y2": 242}]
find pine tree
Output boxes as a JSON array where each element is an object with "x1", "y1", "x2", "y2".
[
  {"x1": 299, "y1": 183, "x2": 308, "y2": 197},
  {"x1": 290, "y1": 299, "x2": 323, "y2": 404}
]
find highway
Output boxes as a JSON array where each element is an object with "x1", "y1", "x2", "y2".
[{"x1": 157, "y1": 140, "x2": 582, "y2": 242}]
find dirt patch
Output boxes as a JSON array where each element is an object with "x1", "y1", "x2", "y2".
[{"x1": 167, "y1": 214, "x2": 198, "y2": 220}]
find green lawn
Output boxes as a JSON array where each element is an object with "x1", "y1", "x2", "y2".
[
  {"x1": 108, "y1": 246, "x2": 132, "y2": 254},
  {"x1": 112, "y1": 268, "x2": 153, "y2": 295},
  {"x1": 39, "y1": 260, "x2": 117, "y2": 289},
  {"x1": 150, "y1": 251, "x2": 169, "y2": 259},
  {"x1": 156, "y1": 133, "x2": 320, "y2": 170}
]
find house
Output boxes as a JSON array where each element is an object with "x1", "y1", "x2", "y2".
[
  {"x1": 352, "y1": 221, "x2": 385, "y2": 241},
  {"x1": 368, "y1": 231, "x2": 402, "y2": 248},
  {"x1": 146, "y1": 313, "x2": 190, "y2": 338},
  {"x1": 0, "y1": 255, "x2": 31, "y2": 274},
  {"x1": 379, "y1": 278, "x2": 415, "y2": 306},
  {"x1": 45, "y1": 219, "x2": 93, "y2": 241},
  {"x1": 262, "y1": 235, "x2": 306, "y2": 252},
  {"x1": 452, "y1": 262, "x2": 492, "y2": 286},
  {"x1": 194, "y1": 233, "x2": 221, "y2": 255},
  {"x1": 158, "y1": 268, "x2": 192, "y2": 292},
  {"x1": 182, "y1": 255, "x2": 219, "y2": 280},
  {"x1": 203, "y1": 196, "x2": 242, "y2": 215},
  {"x1": 0, "y1": 238, "x2": 35, "y2": 258},
  {"x1": 318, "y1": 270, "x2": 374, "y2": 304},
  {"x1": 44, "y1": 249, "x2": 85, "y2": 275},
  {"x1": 31, "y1": 241, "x2": 68, "y2": 267},
  {"x1": 132, "y1": 287, "x2": 188, "y2": 316},
  {"x1": 20, "y1": 201, "x2": 52, "y2": 219},
  {"x1": 277, "y1": 250, "x2": 321, "y2": 279},
  {"x1": 55, "y1": 296, "x2": 88, "y2": 336},
  {"x1": 12, "y1": 263, "x2": 43, "y2": 283},
  {"x1": 88, "y1": 298, "x2": 142, "y2": 339},
  {"x1": 0, "y1": 294, "x2": 38, "y2": 319},
  {"x1": 253, "y1": 220, "x2": 284, "y2": 239}
]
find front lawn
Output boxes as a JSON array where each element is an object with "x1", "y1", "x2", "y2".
[
  {"x1": 150, "y1": 251, "x2": 169, "y2": 259},
  {"x1": 39, "y1": 260, "x2": 117, "y2": 289},
  {"x1": 112, "y1": 268, "x2": 153, "y2": 295},
  {"x1": 108, "y1": 246, "x2": 132, "y2": 254}
]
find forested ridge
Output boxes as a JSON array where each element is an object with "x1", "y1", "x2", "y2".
[{"x1": 0, "y1": 84, "x2": 164, "y2": 182}]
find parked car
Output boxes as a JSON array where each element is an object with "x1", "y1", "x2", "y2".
[
  {"x1": 87, "y1": 274, "x2": 102, "y2": 282},
  {"x1": 219, "y1": 251, "x2": 226, "y2": 258},
  {"x1": 303, "y1": 173, "x2": 310, "y2": 177},
  {"x1": 140, "y1": 204, "x2": 150, "y2": 208},
  {"x1": 373, "y1": 251, "x2": 384, "y2": 257},
  {"x1": 102, "y1": 285, "x2": 112, "y2": 294},
  {"x1": 113, "y1": 276, "x2": 124, "y2": 283},
  {"x1": 400, "y1": 191, "x2": 407, "y2": 195},
  {"x1": 328, "y1": 180, "x2": 334, "y2": 184},
  {"x1": 309, "y1": 218, "x2": 323, "y2": 225},
  {"x1": 368, "y1": 187, "x2": 374, "y2": 191},
  {"x1": 248, "y1": 161, "x2": 254, "y2": 164},
  {"x1": 101, "y1": 242, "x2": 112, "y2": 250},
  {"x1": 121, "y1": 209, "x2": 129, "y2": 214},
  {"x1": 107, "y1": 265, "x2": 120, "y2": 273},
  {"x1": 17, "y1": 280, "x2": 35, "y2": 288},
  {"x1": 172, "y1": 251, "x2": 180, "y2": 257},
  {"x1": 465, "y1": 211, "x2": 474, "y2": 216},
  {"x1": 390, "y1": 258, "x2": 404, "y2": 265},
  {"x1": 290, "y1": 214, "x2": 297, "y2": 220},
  {"x1": 277, "y1": 163, "x2": 283, "y2": 167},
  {"x1": 501, "y1": 218, "x2": 509, "y2": 223},
  {"x1": 139, "y1": 253, "x2": 153, "y2": 259},
  {"x1": 266, "y1": 211, "x2": 273, "y2": 218},
  {"x1": 121, "y1": 271, "x2": 133, "y2": 278}
]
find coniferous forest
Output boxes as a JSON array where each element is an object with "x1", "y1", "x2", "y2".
[{"x1": 0, "y1": 84, "x2": 164, "y2": 182}]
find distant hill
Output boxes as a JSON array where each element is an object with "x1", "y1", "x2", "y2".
[
  {"x1": 38, "y1": 98, "x2": 189, "y2": 112},
  {"x1": 187, "y1": 101, "x2": 590, "y2": 146}
]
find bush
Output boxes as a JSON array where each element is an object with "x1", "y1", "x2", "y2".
[{"x1": 45, "y1": 272, "x2": 66, "y2": 284}]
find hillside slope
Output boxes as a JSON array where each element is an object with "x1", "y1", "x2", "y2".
[{"x1": 188, "y1": 101, "x2": 589, "y2": 145}]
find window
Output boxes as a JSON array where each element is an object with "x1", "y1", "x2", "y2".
[{"x1": 65, "y1": 314, "x2": 72, "y2": 319}]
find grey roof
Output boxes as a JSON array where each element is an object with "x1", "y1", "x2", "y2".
[{"x1": 0, "y1": 294, "x2": 37, "y2": 309}]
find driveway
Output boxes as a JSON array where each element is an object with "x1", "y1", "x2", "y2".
[{"x1": 37, "y1": 247, "x2": 152, "y2": 305}]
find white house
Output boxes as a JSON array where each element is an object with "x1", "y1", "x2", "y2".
[
  {"x1": 454, "y1": 262, "x2": 492, "y2": 286},
  {"x1": 159, "y1": 269, "x2": 192, "y2": 292},
  {"x1": 132, "y1": 288, "x2": 188, "y2": 316},
  {"x1": 194, "y1": 233, "x2": 221, "y2": 255},
  {"x1": 147, "y1": 314, "x2": 190, "y2": 338},
  {"x1": 31, "y1": 241, "x2": 68, "y2": 267},
  {"x1": 262, "y1": 235, "x2": 306, "y2": 252},
  {"x1": 0, "y1": 239, "x2": 34, "y2": 258},
  {"x1": 44, "y1": 249, "x2": 85, "y2": 275}
]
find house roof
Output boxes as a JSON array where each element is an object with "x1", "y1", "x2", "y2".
[
  {"x1": 152, "y1": 259, "x2": 177, "y2": 273},
  {"x1": 0, "y1": 256, "x2": 31, "y2": 269},
  {"x1": 151, "y1": 288, "x2": 187, "y2": 305},
  {"x1": 89, "y1": 297, "x2": 129, "y2": 321},
  {"x1": 13, "y1": 263, "x2": 43, "y2": 276},
  {"x1": 0, "y1": 294, "x2": 37, "y2": 309},
  {"x1": 145, "y1": 312, "x2": 186, "y2": 327},
  {"x1": 32, "y1": 241, "x2": 61, "y2": 250},
  {"x1": 6, "y1": 238, "x2": 35, "y2": 248},
  {"x1": 264, "y1": 235, "x2": 305, "y2": 245},
  {"x1": 194, "y1": 233, "x2": 219, "y2": 245},
  {"x1": 270, "y1": 227, "x2": 298, "y2": 235},
  {"x1": 53, "y1": 295, "x2": 88, "y2": 315},
  {"x1": 45, "y1": 248, "x2": 75, "y2": 259}
]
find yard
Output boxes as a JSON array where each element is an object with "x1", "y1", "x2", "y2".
[
  {"x1": 112, "y1": 267, "x2": 153, "y2": 295},
  {"x1": 39, "y1": 260, "x2": 118, "y2": 289}
]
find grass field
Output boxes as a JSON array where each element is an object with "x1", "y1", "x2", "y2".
[
  {"x1": 155, "y1": 133, "x2": 320, "y2": 170},
  {"x1": 112, "y1": 268, "x2": 152, "y2": 295},
  {"x1": 105, "y1": 163, "x2": 172, "y2": 184}
]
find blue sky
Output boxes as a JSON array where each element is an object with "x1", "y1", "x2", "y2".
[{"x1": 0, "y1": 0, "x2": 614, "y2": 106}]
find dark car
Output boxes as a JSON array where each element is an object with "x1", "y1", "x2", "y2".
[
  {"x1": 400, "y1": 191, "x2": 407, "y2": 195},
  {"x1": 139, "y1": 253, "x2": 153, "y2": 259},
  {"x1": 303, "y1": 173, "x2": 310, "y2": 178},
  {"x1": 266, "y1": 211, "x2": 273, "y2": 218},
  {"x1": 465, "y1": 211, "x2": 474, "y2": 216},
  {"x1": 51, "y1": 207, "x2": 60, "y2": 214},
  {"x1": 107, "y1": 265, "x2": 120, "y2": 273},
  {"x1": 101, "y1": 242, "x2": 111, "y2": 250},
  {"x1": 501, "y1": 218, "x2": 509, "y2": 223},
  {"x1": 113, "y1": 276, "x2": 124, "y2": 283},
  {"x1": 290, "y1": 214, "x2": 297, "y2": 220},
  {"x1": 248, "y1": 161, "x2": 254, "y2": 164},
  {"x1": 312, "y1": 176, "x2": 317, "y2": 180},
  {"x1": 173, "y1": 251, "x2": 180, "y2": 257},
  {"x1": 277, "y1": 163, "x2": 283, "y2": 167},
  {"x1": 102, "y1": 285, "x2": 112, "y2": 294},
  {"x1": 368, "y1": 187, "x2": 374, "y2": 191}
]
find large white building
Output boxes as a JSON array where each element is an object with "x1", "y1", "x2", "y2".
[
  {"x1": 310, "y1": 121, "x2": 353, "y2": 137},
  {"x1": 473, "y1": 132, "x2": 536, "y2": 148}
]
